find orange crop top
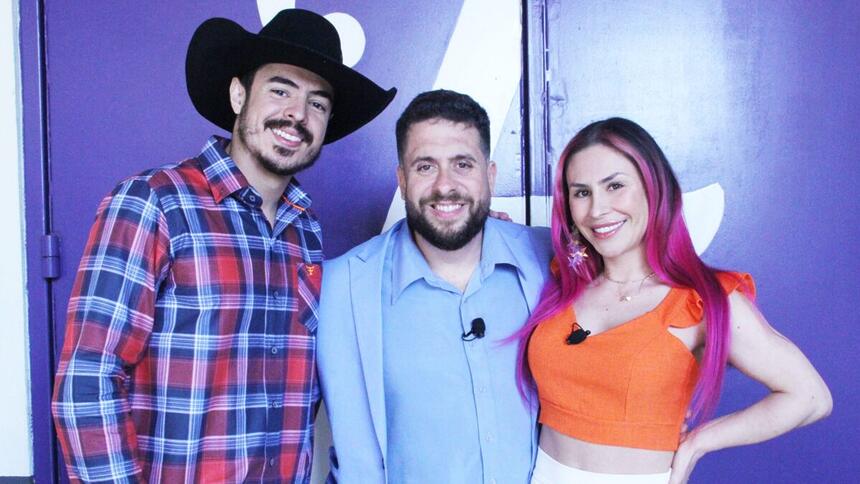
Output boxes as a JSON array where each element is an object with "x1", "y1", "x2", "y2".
[{"x1": 528, "y1": 272, "x2": 754, "y2": 451}]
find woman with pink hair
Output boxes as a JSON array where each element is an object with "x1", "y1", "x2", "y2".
[{"x1": 515, "y1": 118, "x2": 831, "y2": 483}]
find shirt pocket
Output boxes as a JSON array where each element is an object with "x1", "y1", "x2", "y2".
[{"x1": 294, "y1": 262, "x2": 322, "y2": 333}]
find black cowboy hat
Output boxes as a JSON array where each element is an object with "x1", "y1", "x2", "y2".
[{"x1": 186, "y1": 9, "x2": 396, "y2": 144}]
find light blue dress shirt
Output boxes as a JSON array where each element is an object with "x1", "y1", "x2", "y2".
[{"x1": 381, "y1": 221, "x2": 534, "y2": 484}]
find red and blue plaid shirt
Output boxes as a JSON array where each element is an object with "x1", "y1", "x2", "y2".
[{"x1": 53, "y1": 136, "x2": 323, "y2": 483}]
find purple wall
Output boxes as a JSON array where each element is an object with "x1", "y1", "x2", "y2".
[
  {"x1": 21, "y1": 0, "x2": 858, "y2": 482},
  {"x1": 539, "y1": 1, "x2": 859, "y2": 481},
  {"x1": 706, "y1": 3, "x2": 859, "y2": 480},
  {"x1": 20, "y1": 0, "x2": 58, "y2": 480}
]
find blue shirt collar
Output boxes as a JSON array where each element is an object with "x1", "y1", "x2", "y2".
[{"x1": 391, "y1": 218, "x2": 524, "y2": 302}]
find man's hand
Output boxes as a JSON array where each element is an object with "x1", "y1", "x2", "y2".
[{"x1": 488, "y1": 209, "x2": 512, "y2": 222}]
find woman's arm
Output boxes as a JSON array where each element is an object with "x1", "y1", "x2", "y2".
[{"x1": 669, "y1": 291, "x2": 832, "y2": 483}]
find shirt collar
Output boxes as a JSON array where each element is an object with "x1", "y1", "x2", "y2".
[
  {"x1": 478, "y1": 218, "x2": 524, "y2": 279},
  {"x1": 197, "y1": 135, "x2": 312, "y2": 211},
  {"x1": 198, "y1": 135, "x2": 249, "y2": 203},
  {"x1": 391, "y1": 218, "x2": 524, "y2": 302},
  {"x1": 281, "y1": 176, "x2": 313, "y2": 211},
  {"x1": 391, "y1": 223, "x2": 436, "y2": 300}
]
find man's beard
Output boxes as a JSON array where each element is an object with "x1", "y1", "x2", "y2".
[
  {"x1": 405, "y1": 192, "x2": 490, "y2": 251},
  {"x1": 237, "y1": 110, "x2": 322, "y2": 177}
]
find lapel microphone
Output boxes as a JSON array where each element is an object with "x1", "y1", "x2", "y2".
[
  {"x1": 566, "y1": 322, "x2": 591, "y2": 345},
  {"x1": 461, "y1": 318, "x2": 486, "y2": 341}
]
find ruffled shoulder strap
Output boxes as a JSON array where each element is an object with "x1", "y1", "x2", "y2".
[{"x1": 665, "y1": 271, "x2": 755, "y2": 328}]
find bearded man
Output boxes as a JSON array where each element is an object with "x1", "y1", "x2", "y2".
[{"x1": 317, "y1": 90, "x2": 552, "y2": 483}]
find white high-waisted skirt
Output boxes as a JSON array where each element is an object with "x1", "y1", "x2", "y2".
[{"x1": 531, "y1": 448, "x2": 671, "y2": 484}]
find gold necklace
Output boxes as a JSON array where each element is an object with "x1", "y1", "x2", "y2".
[{"x1": 603, "y1": 272, "x2": 656, "y2": 302}]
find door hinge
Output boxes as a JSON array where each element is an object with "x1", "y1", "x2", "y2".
[{"x1": 41, "y1": 234, "x2": 60, "y2": 280}]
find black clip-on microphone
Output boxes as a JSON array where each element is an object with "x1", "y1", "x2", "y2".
[
  {"x1": 566, "y1": 322, "x2": 590, "y2": 345},
  {"x1": 461, "y1": 317, "x2": 486, "y2": 341}
]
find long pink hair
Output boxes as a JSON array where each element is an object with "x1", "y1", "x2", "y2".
[{"x1": 513, "y1": 117, "x2": 745, "y2": 426}]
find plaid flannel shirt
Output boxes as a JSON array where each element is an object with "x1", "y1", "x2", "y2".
[{"x1": 53, "y1": 136, "x2": 323, "y2": 483}]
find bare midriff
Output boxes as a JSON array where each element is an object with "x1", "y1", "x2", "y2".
[{"x1": 540, "y1": 426, "x2": 674, "y2": 474}]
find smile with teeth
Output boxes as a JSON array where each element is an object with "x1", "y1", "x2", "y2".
[
  {"x1": 272, "y1": 127, "x2": 302, "y2": 144},
  {"x1": 427, "y1": 200, "x2": 466, "y2": 220},
  {"x1": 591, "y1": 220, "x2": 625, "y2": 238},
  {"x1": 430, "y1": 203, "x2": 463, "y2": 213}
]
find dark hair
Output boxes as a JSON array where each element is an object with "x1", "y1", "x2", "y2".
[
  {"x1": 395, "y1": 89, "x2": 490, "y2": 162},
  {"x1": 238, "y1": 66, "x2": 262, "y2": 95}
]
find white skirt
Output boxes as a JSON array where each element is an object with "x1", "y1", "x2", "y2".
[{"x1": 531, "y1": 448, "x2": 671, "y2": 484}]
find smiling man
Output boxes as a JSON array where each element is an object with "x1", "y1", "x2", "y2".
[
  {"x1": 318, "y1": 90, "x2": 552, "y2": 483},
  {"x1": 51, "y1": 9, "x2": 394, "y2": 483}
]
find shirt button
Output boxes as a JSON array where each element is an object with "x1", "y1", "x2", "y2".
[
  {"x1": 248, "y1": 194, "x2": 257, "y2": 203},
  {"x1": 478, "y1": 385, "x2": 487, "y2": 394},
  {"x1": 272, "y1": 400, "x2": 282, "y2": 408},
  {"x1": 485, "y1": 433, "x2": 494, "y2": 443},
  {"x1": 270, "y1": 346, "x2": 278, "y2": 355},
  {"x1": 273, "y1": 290, "x2": 280, "y2": 299},
  {"x1": 268, "y1": 458, "x2": 276, "y2": 467},
  {"x1": 490, "y1": 479, "x2": 497, "y2": 484}
]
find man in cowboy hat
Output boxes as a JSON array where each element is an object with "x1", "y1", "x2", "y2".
[{"x1": 52, "y1": 9, "x2": 395, "y2": 483}]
